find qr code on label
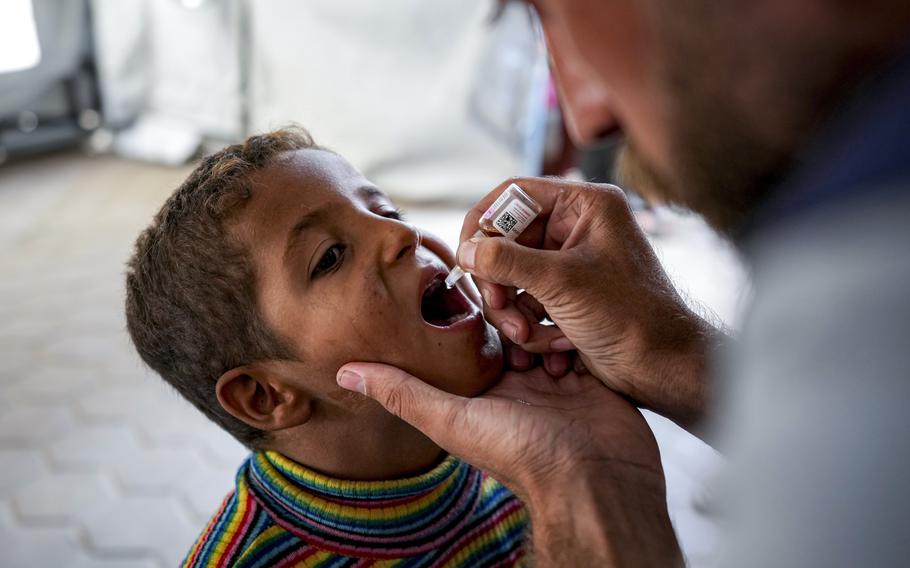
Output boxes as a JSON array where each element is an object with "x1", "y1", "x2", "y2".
[{"x1": 495, "y1": 212, "x2": 519, "y2": 234}]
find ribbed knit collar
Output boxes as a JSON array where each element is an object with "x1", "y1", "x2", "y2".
[{"x1": 244, "y1": 450, "x2": 485, "y2": 557}]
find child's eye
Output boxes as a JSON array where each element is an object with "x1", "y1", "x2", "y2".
[
  {"x1": 380, "y1": 208, "x2": 405, "y2": 221},
  {"x1": 312, "y1": 244, "x2": 346, "y2": 278}
]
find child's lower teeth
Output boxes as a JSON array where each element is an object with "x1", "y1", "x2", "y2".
[{"x1": 445, "y1": 311, "x2": 467, "y2": 325}]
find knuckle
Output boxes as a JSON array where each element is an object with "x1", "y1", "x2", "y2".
[
  {"x1": 380, "y1": 381, "x2": 415, "y2": 418},
  {"x1": 599, "y1": 185, "x2": 633, "y2": 213},
  {"x1": 531, "y1": 256, "x2": 566, "y2": 301},
  {"x1": 475, "y1": 239, "x2": 510, "y2": 278},
  {"x1": 482, "y1": 305, "x2": 507, "y2": 326},
  {"x1": 441, "y1": 403, "x2": 465, "y2": 437},
  {"x1": 601, "y1": 183, "x2": 626, "y2": 198}
]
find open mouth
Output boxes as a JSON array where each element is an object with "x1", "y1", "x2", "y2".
[{"x1": 420, "y1": 273, "x2": 473, "y2": 327}]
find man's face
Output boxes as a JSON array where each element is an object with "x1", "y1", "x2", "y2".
[
  {"x1": 535, "y1": 0, "x2": 852, "y2": 235},
  {"x1": 231, "y1": 149, "x2": 503, "y2": 404}
]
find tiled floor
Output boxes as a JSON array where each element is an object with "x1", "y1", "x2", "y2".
[{"x1": 0, "y1": 151, "x2": 745, "y2": 567}]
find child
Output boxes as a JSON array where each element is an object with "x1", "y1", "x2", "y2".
[{"x1": 125, "y1": 127, "x2": 528, "y2": 567}]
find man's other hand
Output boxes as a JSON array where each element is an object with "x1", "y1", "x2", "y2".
[{"x1": 336, "y1": 363, "x2": 682, "y2": 566}]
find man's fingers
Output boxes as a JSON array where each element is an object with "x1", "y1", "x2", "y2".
[
  {"x1": 473, "y1": 276, "x2": 508, "y2": 310},
  {"x1": 512, "y1": 293, "x2": 573, "y2": 353},
  {"x1": 504, "y1": 342, "x2": 534, "y2": 371},
  {"x1": 480, "y1": 289, "x2": 575, "y2": 352},
  {"x1": 459, "y1": 236, "x2": 556, "y2": 298},
  {"x1": 336, "y1": 363, "x2": 468, "y2": 451},
  {"x1": 515, "y1": 291, "x2": 549, "y2": 322},
  {"x1": 483, "y1": 301, "x2": 531, "y2": 344},
  {"x1": 519, "y1": 324, "x2": 572, "y2": 354},
  {"x1": 543, "y1": 352, "x2": 571, "y2": 377}
]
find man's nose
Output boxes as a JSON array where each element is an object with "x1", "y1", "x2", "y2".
[{"x1": 546, "y1": 30, "x2": 617, "y2": 146}]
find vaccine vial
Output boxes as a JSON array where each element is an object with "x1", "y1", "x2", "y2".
[{"x1": 445, "y1": 183, "x2": 543, "y2": 288}]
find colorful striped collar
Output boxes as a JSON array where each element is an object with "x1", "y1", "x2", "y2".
[{"x1": 244, "y1": 451, "x2": 485, "y2": 556}]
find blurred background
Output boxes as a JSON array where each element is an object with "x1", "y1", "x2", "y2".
[{"x1": 0, "y1": 0, "x2": 746, "y2": 566}]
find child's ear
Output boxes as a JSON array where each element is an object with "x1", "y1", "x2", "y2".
[{"x1": 215, "y1": 362, "x2": 313, "y2": 432}]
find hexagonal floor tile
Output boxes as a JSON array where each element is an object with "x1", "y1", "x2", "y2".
[
  {"x1": 70, "y1": 556, "x2": 162, "y2": 568},
  {"x1": 78, "y1": 384, "x2": 176, "y2": 421},
  {"x1": 44, "y1": 333, "x2": 126, "y2": 366},
  {"x1": 12, "y1": 471, "x2": 114, "y2": 521},
  {"x1": 4, "y1": 363, "x2": 103, "y2": 403},
  {"x1": 108, "y1": 447, "x2": 210, "y2": 494},
  {"x1": 49, "y1": 424, "x2": 143, "y2": 469},
  {"x1": 0, "y1": 521, "x2": 87, "y2": 568},
  {"x1": 174, "y1": 463, "x2": 238, "y2": 523},
  {"x1": 0, "y1": 403, "x2": 74, "y2": 445},
  {"x1": 0, "y1": 448, "x2": 49, "y2": 494},
  {"x1": 82, "y1": 494, "x2": 198, "y2": 567}
]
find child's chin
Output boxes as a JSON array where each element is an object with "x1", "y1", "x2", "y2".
[
  {"x1": 429, "y1": 347, "x2": 503, "y2": 399},
  {"x1": 462, "y1": 328, "x2": 505, "y2": 396},
  {"x1": 414, "y1": 324, "x2": 503, "y2": 397}
]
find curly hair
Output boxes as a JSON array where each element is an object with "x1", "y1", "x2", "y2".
[{"x1": 125, "y1": 127, "x2": 322, "y2": 448}]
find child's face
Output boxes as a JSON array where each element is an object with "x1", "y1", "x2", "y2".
[{"x1": 232, "y1": 149, "x2": 503, "y2": 400}]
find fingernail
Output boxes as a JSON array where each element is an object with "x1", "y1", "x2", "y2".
[
  {"x1": 481, "y1": 289, "x2": 493, "y2": 306},
  {"x1": 457, "y1": 240, "x2": 477, "y2": 270},
  {"x1": 336, "y1": 369, "x2": 365, "y2": 394},
  {"x1": 502, "y1": 322, "x2": 519, "y2": 342},
  {"x1": 550, "y1": 337, "x2": 574, "y2": 351}
]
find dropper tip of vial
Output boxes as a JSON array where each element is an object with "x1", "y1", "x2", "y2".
[{"x1": 444, "y1": 266, "x2": 466, "y2": 289}]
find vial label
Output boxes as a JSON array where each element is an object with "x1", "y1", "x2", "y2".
[
  {"x1": 447, "y1": 183, "x2": 541, "y2": 289},
  {"x1": 481, "y1": 191, "x2": 512, "y2": 226},
  {"x1": 491, "y1": 199, "x2": 535, "y2": 237}
]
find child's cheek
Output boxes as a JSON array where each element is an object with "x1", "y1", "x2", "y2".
[{"x1": 419, "y1": 233, "x2": 456, "y2": 267}]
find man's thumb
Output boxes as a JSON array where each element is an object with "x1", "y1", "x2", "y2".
[
  {"x1": 336, "y1": 362, "x2": 466, "y2": 448},
  {"x1": 459, "y1": 237, "x2": 553, "y2": 295}
]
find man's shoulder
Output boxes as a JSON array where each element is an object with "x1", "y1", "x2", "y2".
[
  {"x1": 743, "y1": 182, "x2": 909, "y2": 357},
  {"x1": 715, "y1": 182, "x2": 910, "y2": 567},
  {"x1": 746, "y1": 181, "x2": 910, "y2": 325}
]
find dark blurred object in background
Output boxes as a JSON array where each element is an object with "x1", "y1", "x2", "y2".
[
  {"x1": 578, "y1": 134, "x2": 649, "y2": 211},
  {"x1": 0, "y1": 0, "x2": 101, "y2": 164}
]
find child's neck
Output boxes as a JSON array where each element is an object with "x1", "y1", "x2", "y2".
[{"x1": 268, "y1": 415, "x2": 446, "y2": 481}]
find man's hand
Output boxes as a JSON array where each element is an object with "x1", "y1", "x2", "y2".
[
  {"x1": 336, "y1": 363, "x2": 683, "y2": 566},
  {"x1": 460, "y1": 177, "x2": 719, "y2": 430}
]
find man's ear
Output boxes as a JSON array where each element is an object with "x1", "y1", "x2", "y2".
[{"x1": 215, "y1": 362, "x2": 313, "y2": 432}]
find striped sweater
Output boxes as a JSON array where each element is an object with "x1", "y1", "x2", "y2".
[{"x1": 182, "y1": 451, "x2": 529, "y2": 567}]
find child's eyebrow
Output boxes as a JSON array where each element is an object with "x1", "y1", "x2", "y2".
[
  {"x1": 284, "y1": 208, "x2": 330, "y2": 260},
  {"x1": 356, "y1": 185, "x2": 388, "y2": 201}
]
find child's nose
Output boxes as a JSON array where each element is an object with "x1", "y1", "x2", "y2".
[{"x1": 379, "y1": 220, "x2": 420, "y2": 266}]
